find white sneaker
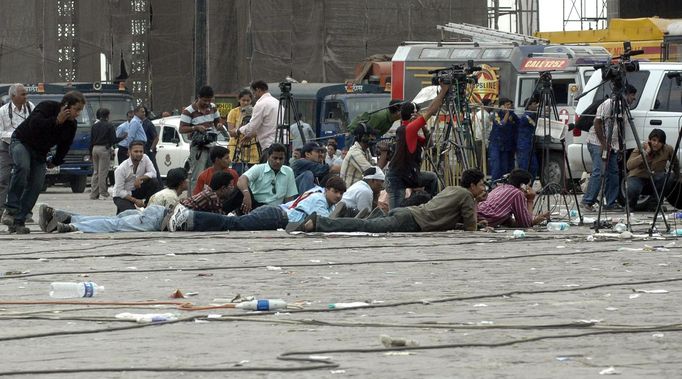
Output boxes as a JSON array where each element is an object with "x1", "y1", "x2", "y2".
[{"x1": 168, "y1": 204, "x2": 190, "y2": 232}]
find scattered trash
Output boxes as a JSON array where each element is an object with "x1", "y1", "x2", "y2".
[
  {"x1": 384, "y1": 351, "x2": 414, "y2": 356},
  {"x1": 196, "y1": 273, "x2": 213, "y2": 277},
  {"x1": 605, "y1": 307, "x2": 618, "y2": 311},
  {"x1": 236, "y1": 299, "x2": 287, "y2": 311},
  {"x1": 473, "y1": 303, "x2": 487, "y2": 307},
  {"x1": 233, "y1": 360, "x2": 250, "y2": 367},
  {"x1": 266, "y1": 266, "x2": 282, "y2": 271},
  {"x1": 619, "y1": 231, "x2": 633, "y2": 239},
  {"x1": 330, "y1": 370, "x2": 346, "y2": 374},
  {"x1": 328, "y1": 302, "x2": 370, "y2": 309},
  {"x1": 170, "y1": 289, "x2": 185, "y2": 298},
  {"x1": 556, "y1": 245, "x2": 566, "y2": 249},
  {"x1": 512, "y1": 230, "x2": 526, "y2": 238},
  {"x1": 613, "y1": 223, "x2": 627, "y2": 233},
  {"x1": 652, "y1": 333, "x2": 664, "y2": 338},
  {"x1": 49, "y1": 282, "x2": 103, "y2": 298},
  {"x1": 547, "y1": 222, "x2": 570, "y2": 231},
  {"x1": 115, "y1": 312, "x2": 178, "y2": 323},
  {"x1": 309, "y1": 355, "x2": 332, "y2": 361},
  {"x1": 380, "y1": 334, "x2": 419, "y2": 348},
  {"x1": 629, "y1": 294, "x2": 640, "y2": 299},
  {"x1": 617, "y1": 247, "x2": 642, "y2": 252},
  {"x1": 633, "y1": 289, "x2": 668, "y2": 294},
  {"x1": 599, "y1": 366, "x2": 620, "y2": 375},
  {"x1": 586, "y1": 235, "x2": 595, "y2": 242}
]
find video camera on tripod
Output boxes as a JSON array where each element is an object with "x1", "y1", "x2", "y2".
[
  {"x1": 279, "y1": 81, "x2": 292, "y2": 94},
  {"x1": 429, "y1": 60, "x2": 481, "y2": 87},
  {"x1": 593, "y1": 41, "x2": 642, "y2": 87}
]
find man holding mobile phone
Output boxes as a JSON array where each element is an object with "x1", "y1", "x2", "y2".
[{"x1": 1, "y1": 91, "x2": 85, "y2": 234}]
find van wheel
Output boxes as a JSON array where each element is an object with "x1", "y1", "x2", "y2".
[
  {"x1": 540, "y1": 151, "x2": 565, "y2": 187},
  {"x1": 70, "y1": 176, "x2": 87, "y2": 193}
]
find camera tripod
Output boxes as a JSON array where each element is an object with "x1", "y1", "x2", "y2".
[
  {"x1": 529, "y1": 71, "x2": 584, "y2": 225},
  {"x1": 275, "y1": 82, "x2": 307, "y2": 160}
]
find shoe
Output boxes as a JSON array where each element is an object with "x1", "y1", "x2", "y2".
[
  {"x1": 285, "y1": 222, "x2": 302, "y2": 233},
  {"x1": 329, "y1": 202, "x2": 347, "y2": 219},
  {"x1": 1, "y1": 211, "x2": 14, "y2": 226},
  {"x1": 168, "y1": 204, "x2": 190, "y2": 232},
  {"x1": 287, "y1": 212, "x2": 317, "y2": 233},
  {"x1": 56, "y1": 222, "x2": 78, "y2": 233},
  {"x1": 354, "y1": 208, "x2": 370, "y2": 219},
  {"x1": 38, "y1": 204, "x2": 55, "y2": 232},
  {"x1": 580, "y1": 202, "x2": 596, "y2": 213},
  {"x1": 14, "y1": 224, "x2": 30, "y2": 234},
  {"x1": 366, "y1": 207, "x2": 386, "y2": 219},
  {"x1": 604, "y1": 203, "x2": 624, "y2": 211},
  {"x1": 160, "y1": 207, "x2": 174, "y2": 231}
]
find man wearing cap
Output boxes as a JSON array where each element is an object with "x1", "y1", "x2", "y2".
[
  {"x1": 336, "y1": 166, "x2": 385, "y2": 216},
  {"x1": 291, "y1": 142, "x2": 340, "y2": 193}
]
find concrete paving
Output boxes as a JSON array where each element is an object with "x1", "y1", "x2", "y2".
[{"x1": 0, "y1": 186, "x2": 681, "y2": 378}]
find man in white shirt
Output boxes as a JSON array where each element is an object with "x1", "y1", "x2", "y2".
[
  {"x1": 113, "y1": 140, "x2": 159, "y2": 214},
  {"x1": 338, "y1": 166, "x2": 385, "y2": 216},
  {"x1": 0, "y1": 84, "x2": 34, "y2": 219},
  {"x1": 239, "y1": 80, "x2": 280, "y2": 155}
]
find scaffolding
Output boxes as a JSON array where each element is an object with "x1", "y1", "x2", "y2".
[
  {"x1": 487, "y1": 0, "x2": 540, "y2": 36},
  {"x1": 562, "y1": 0, "x2": 609, "y2": 31}
]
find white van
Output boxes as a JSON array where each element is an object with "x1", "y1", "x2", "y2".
[{"x1": 568, "y1": 62, "x2": 682, "y2": 180}]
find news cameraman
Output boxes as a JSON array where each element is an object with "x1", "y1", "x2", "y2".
[
  {"x1": 179, "y1": 85, "x2": 228, "y2": 191},
  {"x1": 385, "y1": 83, "x2": 448, "y2": 210}
]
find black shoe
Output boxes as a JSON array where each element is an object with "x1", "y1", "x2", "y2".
[
  {"x1": 354, "y1": 208, "x2": 370, "y2": 219},
  {"x1": 329, "y1": 202, "x2": 347, "y2": 219},
  {"x1": 366, "y1": 207, "x2": 386, "y2": 219},
  {"x1": 56, "y1": 222, "x2": 78, "y2": 233},
  {"x1": 14, "y1": 225, "x2": 30, "y2": 234},
  {"x1": 38, "y1": 204, "x2": 55, "y2": 232}
]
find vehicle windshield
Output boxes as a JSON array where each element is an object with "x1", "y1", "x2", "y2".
[
  {"x1": 86, "y1": 95, "x2": 135, "y2": 124},
  {"x1": 345, "y1": 96, "x2": 391, "y2": 122}
]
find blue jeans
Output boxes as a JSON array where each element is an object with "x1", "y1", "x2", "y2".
[
  {"x1": 626, "y1": 173, "x2": 671, "y2": 208},
  {"x1": 295, "y1": 171, "x2": 315, "y2": 194},
  {"x1": 189, "y1": 205, "x2": 288, "y2": 231},
  {"x1": 583, "y1": 143, "x2": 619, "y2": 206},
  {"x1": 315, "y1": 208, "x2": 421, "y2": 233},
  {"x1": 70, "y1": 205, "x2": 167, "y2": 233},
  {"x1": 385, "y1": 171, "x2": 439, "y2": 210},
  {"x1": 4, "y1": 139, "x2": 46, "y2": 224},
  {"x1": 488, "y1": 144, "x2": 515, "y2": 181}
]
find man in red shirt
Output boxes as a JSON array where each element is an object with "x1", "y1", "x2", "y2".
[{"x1": 192, "y1": 145, "x2": 239, "y2": 195}]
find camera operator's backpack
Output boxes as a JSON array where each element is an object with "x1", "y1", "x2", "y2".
[{"x1": 574, "y1": 97, "x2": 607, "y2": 132}]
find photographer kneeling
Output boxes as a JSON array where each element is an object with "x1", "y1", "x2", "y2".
[
  {"x1": 385, "y1": 83, "x2": 448, "y2": 210},
  {"x1": 625, "y1": 129, "x2": 678, "y2": 211}
]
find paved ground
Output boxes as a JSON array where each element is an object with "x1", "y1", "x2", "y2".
[{"x1": 0, "y1": 186, "x2": 681, "y2": 378}]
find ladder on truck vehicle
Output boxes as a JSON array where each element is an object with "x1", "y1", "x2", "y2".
[{"x1": 437, "y1": 22, "x2": 548, "y2": 45}]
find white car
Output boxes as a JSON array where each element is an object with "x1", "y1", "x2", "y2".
[{"x1": 153, "y1": 116, "x2": 229, "y2": 178}]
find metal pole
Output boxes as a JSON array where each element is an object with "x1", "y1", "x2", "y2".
[{"x1": 195, "y1": 0, "x2": 207, "y2": 95}]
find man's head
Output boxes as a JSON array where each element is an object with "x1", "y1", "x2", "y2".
[
  {"x1": 166, "y1": 167, "x2": 189, "y2": 193},
  {"x1": 326, "y1": 139, "x2": 338, "y2": 156},
  {"x1": 97, "y1": 108, "x2": 110, "y2": 121},
  {"x1": 481, "y1": 98, "x2": 493, "y2": 111},
  {"x1": 508, "y1": 169, "x2": 532, "y2": 189},
  {"x1": 524, "y1": 96, "x2": 539, "y2": 112},
  {"x1": 196, "y1": 86, "x2": 215, "y2": 109},
  {"x1": 460, "y1": 168, "x2": 486, "y2": 198},
  {"x1": 128, "y1": 140, "x2": 146, "y2": 162},
  {"x1": 8, "y1": 83, "x2": 27, "y2": 107},
  {"x1": 324, "y1": 175, "x2": 347, "y2": 205},
  {"x1": 400, "y1": 102, "x2": 420, "y2": 122},
  {"x1": 209, "y1": 145, "x2": 231, "y2": 168},
  {"x1": 353, "y1": 123, "x2": 377, "y2": 148},
  {"x1": 238, "y1": 89, "x2": 253, "y2": 108},
  {"x1": 388, "y1": 99, "x2": 403, "y2": 122},
  {"x1": 301, "y1": 142, "x2": 323, "y2": 162},
  {"x1": 292, "y1": 148, "x2": 302, "y2": 160},
  {"x1": 268, "y1": 143, "x2": 287, "y2": 171},
  {"x1": 625, "y1": 84, "x2": 638, "y2": 105},
  {"x1": 126, "y1": 110, "x2": 134, "y2": 121},
  {"x1": 134, "y1": 105, "x2": 146, "y2": 120},
  {"x1": 209, "y1": 171, "x2": 235, "y2": 199},
  {"x1": 161, "y1": 111, "x2": 172, "y2": 118},
  {"x1": 498, "y1": 98, "x2": 513, "y2": 109},
  {"x1": 250, "y1": 81, "x2": 269, "y2": 100},
  {"x1": 60, "y1": 91, "x2": 86, "y2": 120},
  {"x1": 362, "y1": 166, "x2": 385, "y2": 194},
  {"x1": 648, "y1": 128, "x2": 666, "y2": 152}
]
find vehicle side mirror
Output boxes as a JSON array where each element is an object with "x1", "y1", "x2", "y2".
[{"x1": 171, "y1": 137, "x2": 180, "y2": 145}]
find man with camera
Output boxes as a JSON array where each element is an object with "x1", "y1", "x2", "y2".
[
  {"x1": 238, "y1": 80, "x2": 280, "y2": 158},
  {"x1": 179, "y1": 85, "x2": 227, "y2": 191}
]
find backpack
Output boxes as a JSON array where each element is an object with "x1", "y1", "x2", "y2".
[{"x1": 574, "y1": 97, "x2": 607, "y2": 132}]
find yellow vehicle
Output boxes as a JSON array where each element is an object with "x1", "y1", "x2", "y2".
[{"x1": 535, "y1": 17, "x2": 682, "y2": 62}]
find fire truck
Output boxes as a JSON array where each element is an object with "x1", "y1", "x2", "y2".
[{"x1": 390, "y1": 23, "x2": 611, "y2": 184}]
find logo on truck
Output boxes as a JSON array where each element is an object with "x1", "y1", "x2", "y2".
[{"x1": 471, "y1": 64, "x2": 500, "y2": 104}]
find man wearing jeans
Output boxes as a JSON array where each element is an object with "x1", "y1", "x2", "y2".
[
  {"x1": 581, "y1": 85, "x2": 637, "y2": 212},
  {"x1": 167, "y1": 203, "x2": 289, "y2": 232},
  {"x1": 1, "y1": 91, "x2": 85, "y2": 234}
]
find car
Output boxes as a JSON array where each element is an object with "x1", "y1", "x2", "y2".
[
  {"x1": 152, "y1": 115, "x2": 229, "y2": 178},
  {"x1": 568, "y1": 61, "x2": 682, "y2": 209}
]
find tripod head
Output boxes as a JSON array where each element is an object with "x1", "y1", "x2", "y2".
[
  {"x1": 279, "y1": 81, "x2": 292, "y2": 94},
  {"x1": 428, "y1": 60, "x2": 480, "y2": 100},
  {"x1": 594, "y1": 41, "x2": 642, "y2": 92}
]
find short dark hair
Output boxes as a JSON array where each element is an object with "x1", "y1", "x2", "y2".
[
  {"x1": 238, "y1": 88, "x2": 253, "y2": 99},
  {"x1": 96, "y1": 108, "x2": 110, "y2": 120},
  {"x1": 209, "y1": 171, "x2": 234, "y2": 190},
  {"x1": 460, "y1": 168, "x2": 485, "y2": 189},
  {"x1": 498, "y1": 97, "x2": 513, "y2": 106},
  {"x1": 209, "y1": 145, "x2": 229, "y2": 163},
  {"x1": 326, "y1": 139, "x2": 337, "y2": 148},
  {"x1": 134, "y1": 105, "x2": 146, "y2": 113},
  {"x1": 324, "y1": 175, "x2": 347, "y2": 192},
  {"x1": 400, "y1": 102, "x2": 419, "y2": 121},
  {"x1": 198, "y1": 86, "x2": 214, "y2": 98},
  {"x1": 649, "y1": 128, "x2": 666, "y2": 144},
  {"x1": 269, "y1": 143, "x2": 287, "y2": 154},
  {"x1": 400, "y1": 190, "x2": 431, "y2": 207},
  {"x1": 388, "y1": 99, "x2": 403, "y2": 114},
  {"x1": 166, "y1": 167, "x2": 188, "y2": 189},
  {"x1": 251, "y1": 80, "x2": 268, "y2": 92},
  {"x1": 508, "y1": 169, "x2": 532, "y2": 188},
  {"x1": 625, "y1": 84, "x2": 637, "y2": 95},
  {"x1": 129, "y1": 140, "x2": 146, "y2": 149},
  {"x1": 61, "y1": 91, "x2": 86, "y2": 107}
]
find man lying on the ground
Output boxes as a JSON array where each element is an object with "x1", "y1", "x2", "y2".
[
  {"x1": 288, "y1": 168, "x2": 487, "y2": 233},
  {"x1": 477, "y1": 168, "x2": 550, "y2": 228},
  {"x1": 39, "y1": 172, "x2": 237, "y2": 233},
  {"x1": 147, "y1": 167, "x2": 189, "y2": 208},
  {"x1": 281, "y1": 175, "x2": 346, "y2": 223},
  {"x1": 166, "y1": 203, "x2": 289, "y2": 232}
]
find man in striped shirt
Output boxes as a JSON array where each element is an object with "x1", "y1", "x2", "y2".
[
  {"x1": 179, "y1": 86, "x2": 227, "y2": 191},
  {"x1": 477, "y1": 169, "x2": 549, "y2": 228},
  {"x1": 340, "y1": 124, "x2": 378, "y2": 187},
  {"x1": 180, "y1": 171, "x2": 236, "y2": 214}
]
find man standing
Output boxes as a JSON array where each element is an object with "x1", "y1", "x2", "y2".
[
  {"x1": 89, "y1": 108, "x2": 117, "y2": 200},
  {"x1": 0, "y1": 84, "x2": 34, "y2": 221},
  {"x1": 141, "y1": 106, "x2": 160, "y2": 180},
  {"x1": 112, "y1": 140, "x2": 158, "y2": 214},
  {"x1": 1, "y1": 91, "x2": 85, "y2": 234},
  {"x1": 237, "y1": 143, "x2": 298, "y2": 213},
  {"x1": 238, "y1": 80, "x2": 280, "y2": 155},
  {"x1": 179, "y1": 86, "x2": 226, "y2": 191},
  {"x1": 116, "y1": 110, "x2": 133, "y2": 165},
  {"x1": 488, "y1": 98, "x2": 519, "y2": 181}
]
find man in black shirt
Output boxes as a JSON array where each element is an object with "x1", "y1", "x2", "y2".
[
  {"x1": 1, "y1": 91, "x2": 85, "y2": 234},
  {"x1": 89, "y1": 108, "x2": 117, "y2": 200},
  {"x1": 141, "y1": 106, "x2": 160, "y2": 180}
]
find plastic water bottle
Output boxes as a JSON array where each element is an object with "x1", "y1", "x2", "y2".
[
  {"x1": 671, "y1": 212, "x2": 682, "y2": 220},
  {"x1": 49, "y1": 282, "x2": 103, "y2": 298},
  {"x1": 512, "y1": 230, "x2": 526, "y2": 238},
  {"x1": 613, "y1": 223, "x2": 627, "y2": 233},
  {"x1": 546, "y1": 222, "x2": 570, "y2": 231},
  {"x1": 235, "y1": 299, "x2": 287, "y2": 311}
]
